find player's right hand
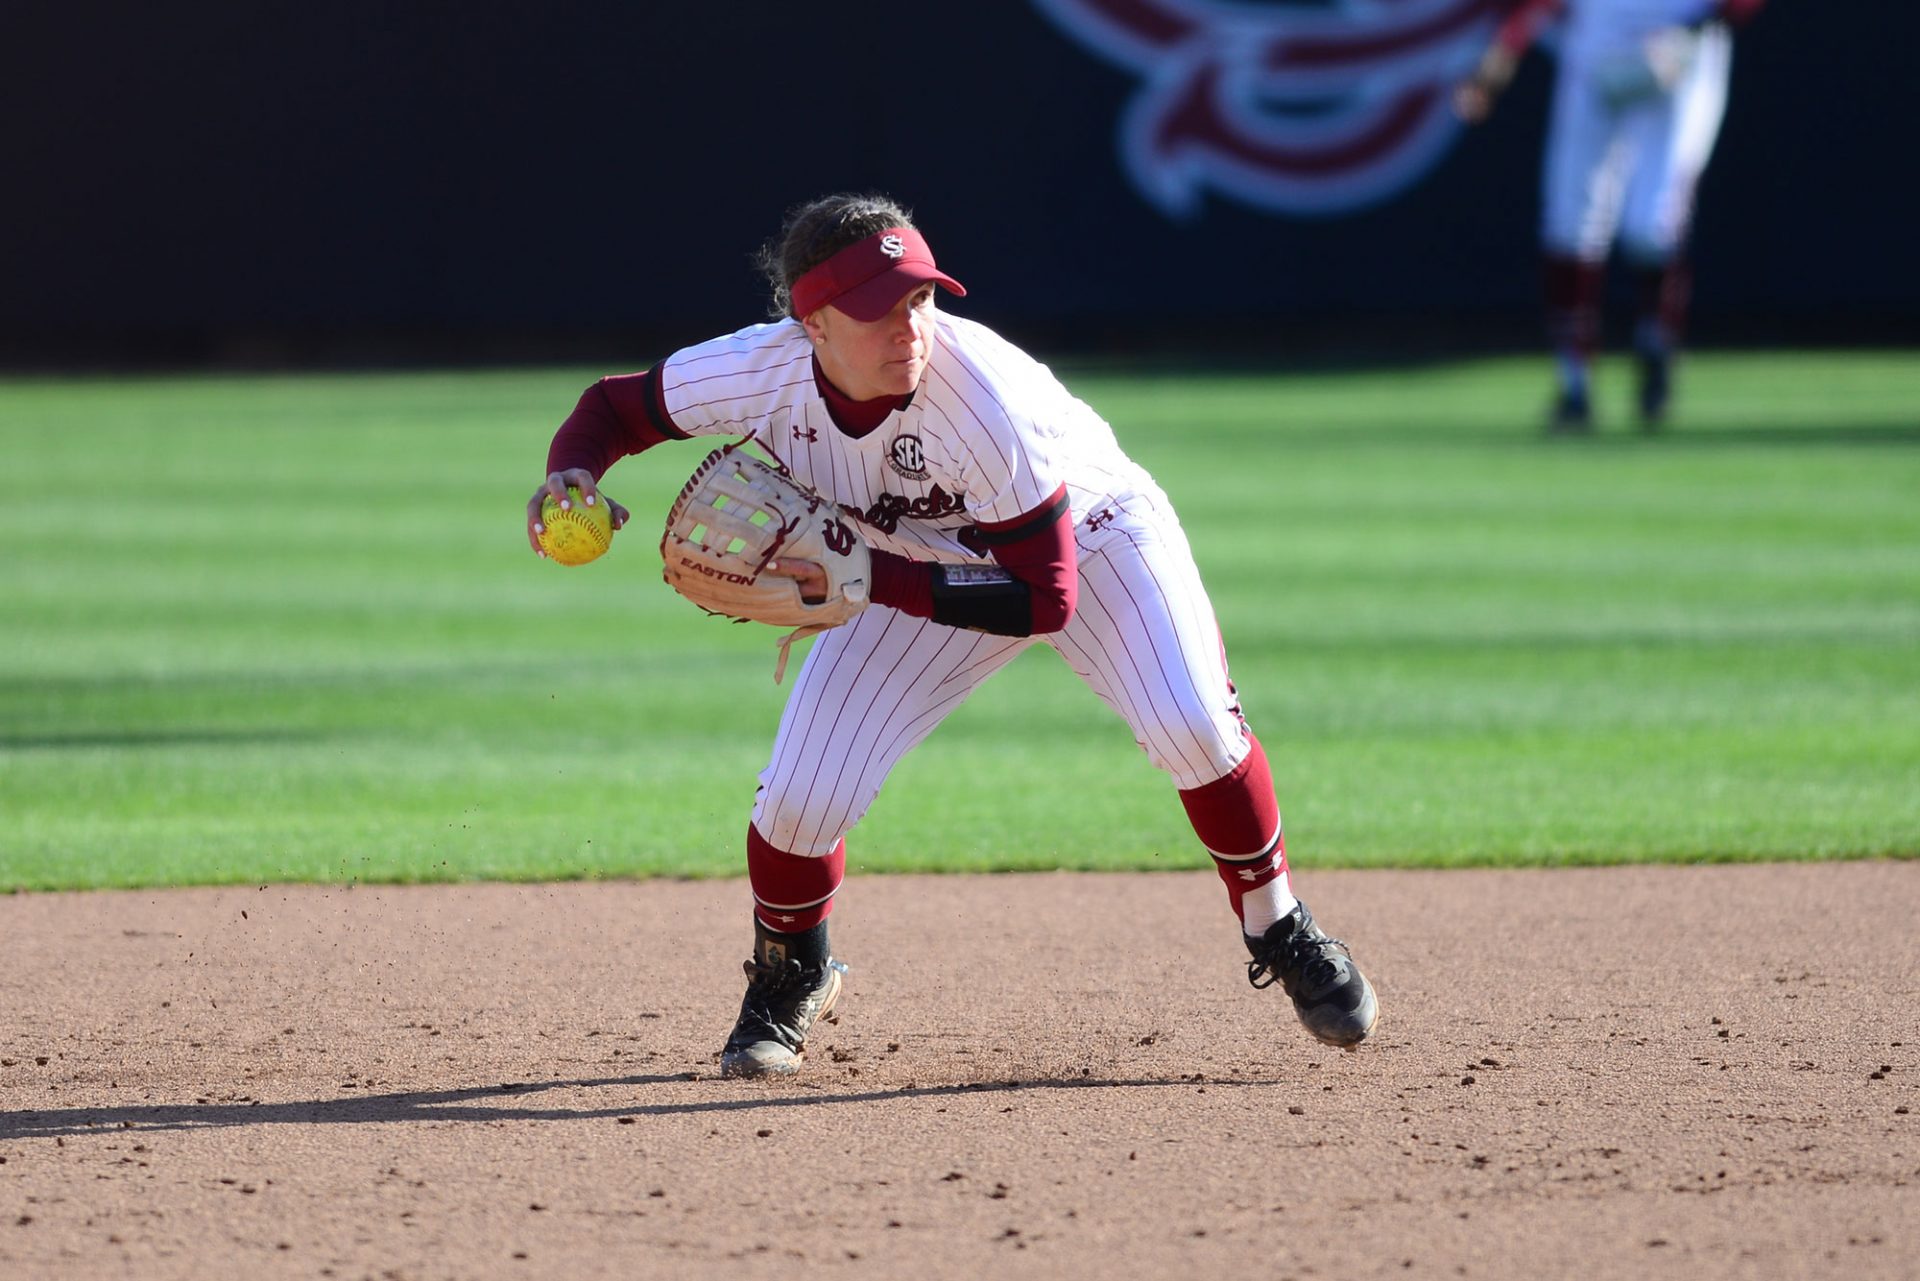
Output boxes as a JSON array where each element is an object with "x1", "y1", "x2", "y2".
[
  {"x1": 1453, "y1": 46, "x2": 1516, "y2": 124},
  {"x1": 1452, "y1": 81, "x2": 1495, "y2": 123},
  {"x1": 527, "y1": 469, "x2": 630, "y2": 555}
]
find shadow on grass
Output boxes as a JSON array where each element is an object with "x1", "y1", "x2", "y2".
[
  {"x1": 1547, "y1": 424, "x2": 1920, "y2": 449},
  {"x1": 0, "y1": 728, "x2": 324, "y2": 751},
  {"x1": 0, "y1": 1071, "x2": 1282, "y2": 1140},
  {"x1": 1164, "y1": 420, "x2": 1920, "y2": 452}
]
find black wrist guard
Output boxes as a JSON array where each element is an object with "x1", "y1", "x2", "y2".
[{"x1": 929, "y1": 563, "x2": 1034, "y2": 636}]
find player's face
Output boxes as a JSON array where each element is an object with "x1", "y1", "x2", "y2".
[{"x1": 807, "y1": 282, "x2": 938, "y2": 401}]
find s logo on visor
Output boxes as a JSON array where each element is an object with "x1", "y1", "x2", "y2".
[{"x1": 879, "y1": 234, "x2": 906, "y2": 259}]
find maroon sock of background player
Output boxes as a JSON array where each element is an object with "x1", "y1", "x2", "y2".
[
  {"x1": 745, "y1": 825, "x2": 845, "y2": 932},
  {"x1": 1543, "y1": 253, "x2": 1605, "y2": 361},
  {"x1": 1634, "y1": 259, "x2": 1692, "y2": 349},
  {"x1": 1179, "y1": 733, "x2": 1294, "y2": 927}
]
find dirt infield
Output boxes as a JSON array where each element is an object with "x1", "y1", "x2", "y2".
[{"x1": 1, "y1": 862, "x2": 1914, "y2": 1279}]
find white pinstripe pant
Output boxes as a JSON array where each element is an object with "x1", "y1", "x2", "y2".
[
  {"x1": 751, "y1": 492, "x2": 1252, "y2": 856},
  {"x1": 1542, "y1": 23, "x2": 1732, "y2": 264}
]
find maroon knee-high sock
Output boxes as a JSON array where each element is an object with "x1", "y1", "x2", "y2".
[
  {"x1": 1179, "y1": 733, "x2": 1294, "y2": 929},
  {"x1": 745, "y1": 824, "x2": 845, "y2": 932},
  {"x1": 1634, "y1": 258, "x2": 1691, "y2": 350},
  {"x1": 1544, "y1": 253, "x2": 1605, "y2": 360}
]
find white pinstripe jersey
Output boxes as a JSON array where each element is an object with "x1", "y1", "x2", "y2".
[{"x1": 656, "y1": 310, "x2": 1160, "y2": 565}]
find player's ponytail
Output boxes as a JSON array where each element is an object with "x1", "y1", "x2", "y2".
[{"x1": 756, "y1": 192, "x2": 917, "y2": 320}]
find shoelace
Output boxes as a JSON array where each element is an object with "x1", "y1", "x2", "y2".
[{"x1": 1247, "y1": 931, "x2": 1350, "y2": 992}]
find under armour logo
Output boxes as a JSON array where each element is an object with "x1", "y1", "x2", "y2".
[
  {"x1": 775, "y1": 913, "x2": 796, "y2": 924},
  {"x1": 794, "y1": 424, "x2": 819, "y2": 442},
  {"x1": 1087, "y1": 507, "x2": 1117, "y2": 531},
  {"x1": 879, "y1": 234, "x2": 906, "y2": 259},
  {"x1": 1236, "y1": 868, "x2": 1261, "y2": 882}
]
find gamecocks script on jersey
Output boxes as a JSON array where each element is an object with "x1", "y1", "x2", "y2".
[
  {"x1": 1030, "y1": 0, "x2": 1501, "y2": 218},
  {"x1": 851, "y1": 486, "x2": 968, "y2": 536}
]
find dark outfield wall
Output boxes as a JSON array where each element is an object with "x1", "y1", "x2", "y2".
[{"x1": 3, "y1": 1, "x2": 1913, "y2": 364}]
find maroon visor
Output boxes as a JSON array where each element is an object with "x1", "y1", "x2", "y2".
[{"x1": 788, "y1": 226, "x2": 966, "y2": 322}]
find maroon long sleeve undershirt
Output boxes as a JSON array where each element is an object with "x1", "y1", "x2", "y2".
[
  {"x1": 545, "y1": 372, "x2": 680, "y2": 478},
  {"x1": 867, "y1": 491, "x2": 1078, "y2": 634},
  {"x1": 1492, "y1": 0, "x2": 1762, "y2": 56}
]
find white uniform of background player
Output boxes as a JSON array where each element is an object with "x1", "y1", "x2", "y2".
[
  {"x1": 527, "y1": 196, "x2": 1378, "y2": 1074},
  {"x1": 1457, "y1": 0, "x2": 1762, "y2": 429}
]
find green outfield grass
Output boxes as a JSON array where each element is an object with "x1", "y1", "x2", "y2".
[{"x1": 2, "y1": 351, "x2": 1916, "y2": 890}]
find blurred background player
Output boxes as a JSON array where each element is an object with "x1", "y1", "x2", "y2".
[
  {"x1": 526, "y1": 193, "x2": 1379, "y2": 1076},
  {"x1": 1455, "y1": 0, "x2": 1765, "y2": 431}
]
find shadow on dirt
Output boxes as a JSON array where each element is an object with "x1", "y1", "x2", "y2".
[{"x1": 1, "y1": 1071, "x2": 1279, "y2": 1139}]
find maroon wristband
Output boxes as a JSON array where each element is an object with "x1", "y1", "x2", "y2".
[{"x1": 868, "y1": 549, "x2": 935, "y2": 618}]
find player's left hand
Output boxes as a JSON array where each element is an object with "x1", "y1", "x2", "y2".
[{"x1": 765, "y1": 559, "x2": 828, "y2": 605}]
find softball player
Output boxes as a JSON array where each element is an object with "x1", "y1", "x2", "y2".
[
  {"x1": 525, "y1": 193, "x2": 1377, "y2": 1076},
  {"x1": 1456, "y1": 0, "x2": 1764, "y2": 430}
]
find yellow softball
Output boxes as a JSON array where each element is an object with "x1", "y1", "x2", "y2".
[{"x1": 538, "y1": 486, "x2": 614, "y2": 566}]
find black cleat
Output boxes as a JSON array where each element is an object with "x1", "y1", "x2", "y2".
[
  {"x1": 1548, "y1": 386, "x2": 1593, "y2": 435},
  {"x1": 1637, "y1": 347, "x2": 1672, "y2": 429},
  {"x1": 1246, "y1": 902, "x2": 1379, "y2": 1048},
  {"x1": 719, "y1": 956, "x2": 846, "y2": 1077},
  {"x1": 720, "y1": 920, "x2": 846, "y2": 1078}
]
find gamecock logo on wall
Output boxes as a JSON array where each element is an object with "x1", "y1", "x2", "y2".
[{"x1": 1031, "y1": 0, "x2": 1499, "y2": 218}]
